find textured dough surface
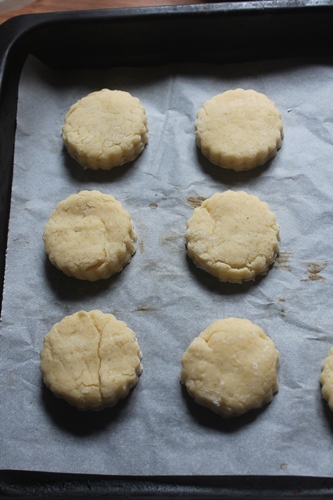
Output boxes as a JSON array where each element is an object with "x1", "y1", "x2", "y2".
[
  {"x1": 62, "y1": 89, "x2": 148, "y2": 170},
  {"x1": 320, "y1": 347, "x2": 333, "y2": 413},
  {"x1": 181, "y1": 318, "x2": 279, "y2": 418},
  {"x1": 43, "y1": 190, "x2": 136, "y2": 281},
  {"x1": 40, "y1": 310, "x2": 143, "y2": 411},
  {"x1": 185, "y1": 190, "x2": 279, "y2": 283},
  {"x1": 195, "y1": 88, "x2": 283, "y2": 171}
]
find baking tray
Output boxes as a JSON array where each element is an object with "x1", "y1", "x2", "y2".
[{"x1": 1, "y1": 1, "x2": 333, "y2": 498}]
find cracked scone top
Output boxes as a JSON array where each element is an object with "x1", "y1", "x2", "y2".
[
  {"x1": 62, "y1": 89, "x2": 148, "y2": 170},
  {"x1": 320, "y1": 347, "x2": 333, "y2": 413},
  {"x1": 43, "y1": 190, "x2": 136, "y2": 281},
  {"x1": 195, "y1": 88, "x2": 283, "y2": 171},
  {"x1": 185, "y1": 190, "x2": 280, "y2": 283},
  {"x1": 40, "y1": 310, "x2": 143, "y2": 411},
  {"x1": 181, "y1": 318, "x2": 279, "y2": 418}
]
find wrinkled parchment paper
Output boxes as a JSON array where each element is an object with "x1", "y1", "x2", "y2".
[{"x1": 1, "y1": 55, "x2": 333, "y2": 477}]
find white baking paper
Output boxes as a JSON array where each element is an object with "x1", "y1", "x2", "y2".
[{"x1": 1, "y1": 55, "x2": 333, "y2": 477}]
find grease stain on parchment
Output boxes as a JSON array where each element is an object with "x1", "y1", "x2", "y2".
[
  {"x1": 278, "y1": 297, "x2": 286, "y2": 318},
  {"x1": 187, "y1": 196, "x2": 207, "y2": 208},
  {"x1": 136, "y1": 305, "x2": 159, "y2": 312},
  {"x1": 276, "y1": 251, "x2": 328, "y2": 281},
  {"x1": 275, "y1": 251, "x2": 293, "y2": 271},
  {"x1": 302, "y1": 260, "x2": 328, "y2": 282},
  {"x1": 163, "y1": 232, "x2": 182, "y2": 244}
]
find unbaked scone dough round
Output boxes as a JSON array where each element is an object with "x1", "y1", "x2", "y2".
[
  {"x1": 185, "y1": 190, "x2": 280, "y2": 283},
  {"x1": 195, "y1": 88, "x2": 283, "y2": 171},
  {"x1": 40, "y1": 310, "x2": 143, "y2": 411},
  {"x1": 320, "y1": 347, "x2": 333, "y2": 413},
  {"x1": 43, "y1": 190, "x2": 136, "y2": 281},
  {"x1": 62, "y1": 89, "x2": 148, "y2": 170},
  {"x1": 181, "y1": 318, "x2": 279, "y2": 418}
]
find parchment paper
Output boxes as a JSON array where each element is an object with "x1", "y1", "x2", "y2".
[{"x1": 1, "y1": 55, "x2": 333, "y2": 477}]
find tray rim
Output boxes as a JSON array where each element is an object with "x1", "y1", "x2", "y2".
[{"x1": 2, "y1": 470, "x2": 333, "y2": 498}]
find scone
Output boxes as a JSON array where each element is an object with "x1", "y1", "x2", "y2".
[
  {"x1": 62, "y1": 89, "x2": 148, "y2": 170},
  {"x1": 181, "y1": 318, "x2": 279, "y2": 418},
  {"x1": 320, "y1": 347, "x2": 333, "y2": 413},
  {"x1": 195, "y1": 88, "x2": 283, "y2": 171},
  {"x1": 43, "y1": 190, "x2": 136, "y2": 281},
  {"x1": 185, "y1": 190, "x2": 280, "y2": 283},
  {"x1": 40, "y1": 310, "x2": 143, "y2": 411}
]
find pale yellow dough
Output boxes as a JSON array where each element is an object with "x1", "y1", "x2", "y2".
[
  {"x1": 185, "y1": 190, "x2": 279, "y2": 283},
  {"x1": 43, "y1": 190, "x2": 136, "y2": 281},
  {"x1": 40, "y1": 310, "x2": 143, "y2": 411},
  {"x1": 195, "y1": 88, "x2": 283, "y2": 171},
  {"x1": 62, "y1": 89, "x2": 148, "y2": 170},
  {"x1": 181, "y1": 318, "x2": 279, "y2": 418},
  {"x1": 320, "y1": 347, "x2": 333, "y2": 413}
]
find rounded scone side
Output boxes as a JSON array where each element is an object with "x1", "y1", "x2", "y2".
[
  {"x1": 181, "y1": 317, "x2": 279, "y2": 418},
  {"x1": 43, "y1": 190, "x2": 137, "y2": 281},
  {"x1": 40, "y1": 310, "x2": 143, "y2": 411},
  {"x1": 185, "y1": 190, "x2": 280, "y2": 283},
  {"x1": 195, "y1": 88, "x2": 283, "y2": 171},
  {"x1": 62, "y1": 89, "x2": 148, "y2": 170},
  {"x1": 320, "y1": 347, "x2": 333, "y2": 413}
]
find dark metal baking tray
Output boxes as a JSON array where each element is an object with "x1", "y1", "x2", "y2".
[{"x1": 1, "y1": 1, "x2": 333, "y2": 497}]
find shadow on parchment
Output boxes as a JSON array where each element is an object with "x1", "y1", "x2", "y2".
[
  {"x1": 40, "y1": 378, "x2": 139, "y2": 437},
  {"x1": 322, "y1": 397, "x2": 333, "y2": 434},
  {"x1": 194, "y1": 145, "x2": 275, "y2": 189},
  {"x1": 43, "y1": 254, "x2": 127, "y2": 304},
  {"x1": 62, "y1": 145, "x2": 141, "y2": 185},
  {"x1": 185, "y1": 253, "x2": 268, "y2": 297},
  {"x1": 180, "y1": 384, "x2": 273, "y2": 433}
]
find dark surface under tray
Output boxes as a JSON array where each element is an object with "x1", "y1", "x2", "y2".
[{"x1": 1, "y1": 1, "x2": 333, "y2": 498}]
